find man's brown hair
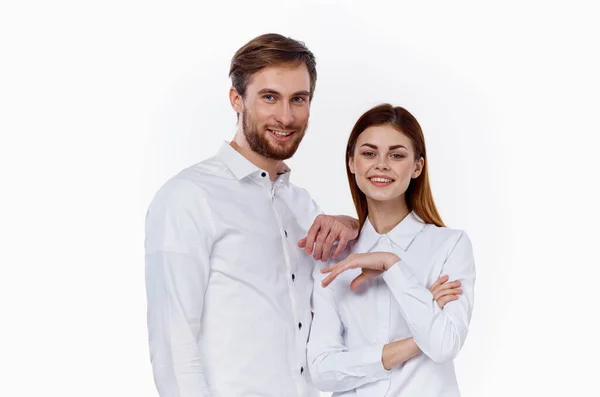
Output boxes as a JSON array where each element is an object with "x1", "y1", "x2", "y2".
[{"x1": 229, "y1": 33, "x2": 317, "y2": 100}]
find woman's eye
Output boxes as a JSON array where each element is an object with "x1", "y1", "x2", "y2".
[
  {"x1": 362, "y1": 151, "x2": 375, "y2": 157},
  {"x1": 391, "y1": 153, "x2": 406, "y2": 159}
]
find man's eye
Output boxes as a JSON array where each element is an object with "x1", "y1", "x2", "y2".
[
  {"x1": 292, "y1": 97, "x2": 305, "y2": 103},
  {"x1": 264, "y1": 95, "x2": 275, "y2": 100}
]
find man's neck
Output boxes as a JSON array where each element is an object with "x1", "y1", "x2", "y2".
[{"x1": 230, "y1": 139, "x2": 282, "y2": 182}]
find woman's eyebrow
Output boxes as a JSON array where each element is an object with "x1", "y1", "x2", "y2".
[{"x1": 360, "y1": 143, "x2": 407, "y2": 150}]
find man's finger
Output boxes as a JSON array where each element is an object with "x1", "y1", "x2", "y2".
[
  {"x1": 298, "y1": 237, "x2": 307, "y2": 248},
  {"x1": 312, "y1": 224, "x2": 333, "y2": 261},
  {"x1": 320, "y1": 233, "x2": 337, "y2": 262},
  {"x1": 332, "y1": 230, "x2": 350, "y2": 258},
  {"x1": 304, "y1": 220, "x2": 322, "y2": 255}
]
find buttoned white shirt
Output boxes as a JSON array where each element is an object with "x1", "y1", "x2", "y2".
[
  {"x1": 307, "y1": 212, "x2": 475, "y2": 397},
  {"x1": 145, "y1": 142, "x2": 321, "y2": 397}
]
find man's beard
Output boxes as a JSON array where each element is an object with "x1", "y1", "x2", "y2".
[{"x1": 242, "y1": 109, "x2": 307, "y2": 161}]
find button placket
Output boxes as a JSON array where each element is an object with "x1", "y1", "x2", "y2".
[{"x1": 375, "y1": 237, "x2": 390, "y2": 343}]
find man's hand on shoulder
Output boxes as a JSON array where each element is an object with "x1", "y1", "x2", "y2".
[{"x1": 298, "y1": 215, "x2": 359, "y2": 261}]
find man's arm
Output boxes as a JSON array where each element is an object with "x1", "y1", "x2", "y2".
[{"x1": 145, "y1": 179, "x2": 215, "y2": 396}]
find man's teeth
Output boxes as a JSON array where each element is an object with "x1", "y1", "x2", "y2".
[
  {"x1": 370, "y1": 177, "x2": 393, "y2": 183},
  {"x1": 271, "y1": 130, "x2": 292, "y2": 136}
]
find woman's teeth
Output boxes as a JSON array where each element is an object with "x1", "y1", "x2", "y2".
[{"x1": 370, "y1": 177, "x2": 393, "y2": 183}]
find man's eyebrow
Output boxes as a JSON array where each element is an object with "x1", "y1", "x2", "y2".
[
  {"x1": 256, "y1": 89, "x2": 310, "y2": 97},
  {"x1": 292, "y1": 90, "x2": 310, "y2": 97},
  {"x1": 257, "y1": 88, "x2": 281, "y2": 95}
]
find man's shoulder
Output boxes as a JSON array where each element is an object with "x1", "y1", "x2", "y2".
[
  {"x1": 148, "y1": 157, "x2": 228, "y2": 208},
  {"x1": 177, "y1": 155, "x2": 233, "y2": 185},
  {"x1": 157, "y1": 156, "x2": 234, "y2": 194}
]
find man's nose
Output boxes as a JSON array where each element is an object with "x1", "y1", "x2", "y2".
[{"x1": 275, "y1": 102, "x2": 294, "y2": 127}]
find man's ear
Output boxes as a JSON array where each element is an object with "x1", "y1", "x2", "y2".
[{"x1": 229, "y1": 87, "x2": 243, "y2": 114}]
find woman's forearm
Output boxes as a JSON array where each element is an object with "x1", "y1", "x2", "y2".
[{"x1": 381, "y1": 337, "x2": 421, "y2": 370}]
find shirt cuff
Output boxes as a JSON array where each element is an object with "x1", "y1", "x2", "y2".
[{"x1": 361, "y1": 342, "x2": 392, "y2": 379}]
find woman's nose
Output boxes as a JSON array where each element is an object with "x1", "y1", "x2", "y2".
[{"x1": 375, "y1": 160, "x2": 391, "y2": 171}]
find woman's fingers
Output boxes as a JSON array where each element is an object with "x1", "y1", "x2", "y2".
[
  {"x1": 428, "y1": 275, "x2": 449, "y2": 292},
  {"x1": 436, "y1": 294, "x2": 459, "y2": 309},
  {"x1": 431, "y1": 280, "x2": 461, "y2": 296},
  {"x1": 433, "y1": 287, "x2": 462, "y2": 302},
  {"x1": 349, "y1": 269, "x2": 382, "y2": 291},
  {"x1": 321, "y1": 261, "x2": 354, "y2": 287}
]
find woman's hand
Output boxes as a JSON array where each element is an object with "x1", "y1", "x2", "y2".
[
  {"x1": 320, "y1": 252, "x2": 400, "y2": 290},
  {"x1": 428, "y1": 275, "x2": 462, "y2": 309}
]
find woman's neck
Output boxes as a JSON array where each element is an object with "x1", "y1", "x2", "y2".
[{"x1": 366, "y1": 197, "x2": 411, "y2": 235}]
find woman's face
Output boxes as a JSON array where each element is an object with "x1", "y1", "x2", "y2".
[{"x1": 349, "y1": 124, "x2": 424, "y2": 204}]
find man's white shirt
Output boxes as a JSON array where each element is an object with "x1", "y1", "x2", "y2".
[{"x1": 145, "y1": 142, "x2": 321, "y2": 397}]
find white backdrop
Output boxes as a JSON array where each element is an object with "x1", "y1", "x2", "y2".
[{"x1": 1, "y1": 1, "x2": 599, "y2": 396}]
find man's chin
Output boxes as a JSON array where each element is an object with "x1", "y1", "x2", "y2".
[{"x1": 264, "y1": 139, "x2": 302, "y2": 159}]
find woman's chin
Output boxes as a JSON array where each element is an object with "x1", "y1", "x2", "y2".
[{"x1": 364, "y1": 192, "x2": 398, "y2": 203}]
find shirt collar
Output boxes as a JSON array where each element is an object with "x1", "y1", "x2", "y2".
[
  {"x1": 352, "y1": 211, "x2": 427, "y2": 253},
  {"x1": 216, "y1": 141, "x2": 291, "y2": 186}
]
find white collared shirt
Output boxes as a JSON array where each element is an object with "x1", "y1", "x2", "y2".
[
  {"x1": 307, "y1": 212, "x2": 476, "y2": 397},
  {"x1": 145, "y1": 142, "x2": 321, "y2": 397}
]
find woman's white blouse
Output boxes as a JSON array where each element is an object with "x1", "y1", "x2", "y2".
[{"x1": 307, "y1": 212, "x2": 476, "y2": 396}]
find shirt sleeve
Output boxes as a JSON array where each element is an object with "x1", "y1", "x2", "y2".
[
  {"x1": 382, "y1": 230, "x2": 476, "y2": 364},
  {"x1": 144, "y1": 178, "x2": 215, "y2": 397},
  {"x1": 307, "y1": 263, "x2": 390, "y2": 392}
]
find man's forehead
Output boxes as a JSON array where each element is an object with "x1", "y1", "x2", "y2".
[{"x1": 247, "y1": 64, "x2": 310, "y2": 94}]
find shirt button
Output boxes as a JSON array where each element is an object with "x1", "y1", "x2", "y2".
[
  {"x1": 291, "y1": 274, "x2": 295, "y2": 281},
  {"x1": 298, "y1": 322, "x2": 302, "y2": 330},
  {"x1": 300, "y1": 367, "x2": 304, "y2": 374},
  {"x1": 261, "y1": 172, "x2": 266, "y2": 177},
  {"x1": 284, "y1": 230, "x2": 288, "y2": 237}
]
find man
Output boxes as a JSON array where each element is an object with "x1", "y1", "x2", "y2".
[{"x1": 145, "y1": 33, "x2": 359, "y2": 396}]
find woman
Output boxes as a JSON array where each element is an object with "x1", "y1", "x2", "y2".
[{"x1": 307, "y1": 104, "x2": 475, "y2": 396}]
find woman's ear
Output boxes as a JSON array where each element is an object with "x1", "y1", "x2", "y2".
[
  {"x1": 412, "y1": 156, "x2": 425, "y2": 179},
  {"x1": 348, "y1": 156, "x2": 356, "y2": 174}
]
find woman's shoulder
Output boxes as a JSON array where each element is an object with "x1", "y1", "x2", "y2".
[{"x1": 422, "y1": 223, "x2": 471, "y2": 249}]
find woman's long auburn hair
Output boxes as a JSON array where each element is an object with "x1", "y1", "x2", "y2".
[{"x1": 346, "y1": 104, "x2": 445, "y2": 229}]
